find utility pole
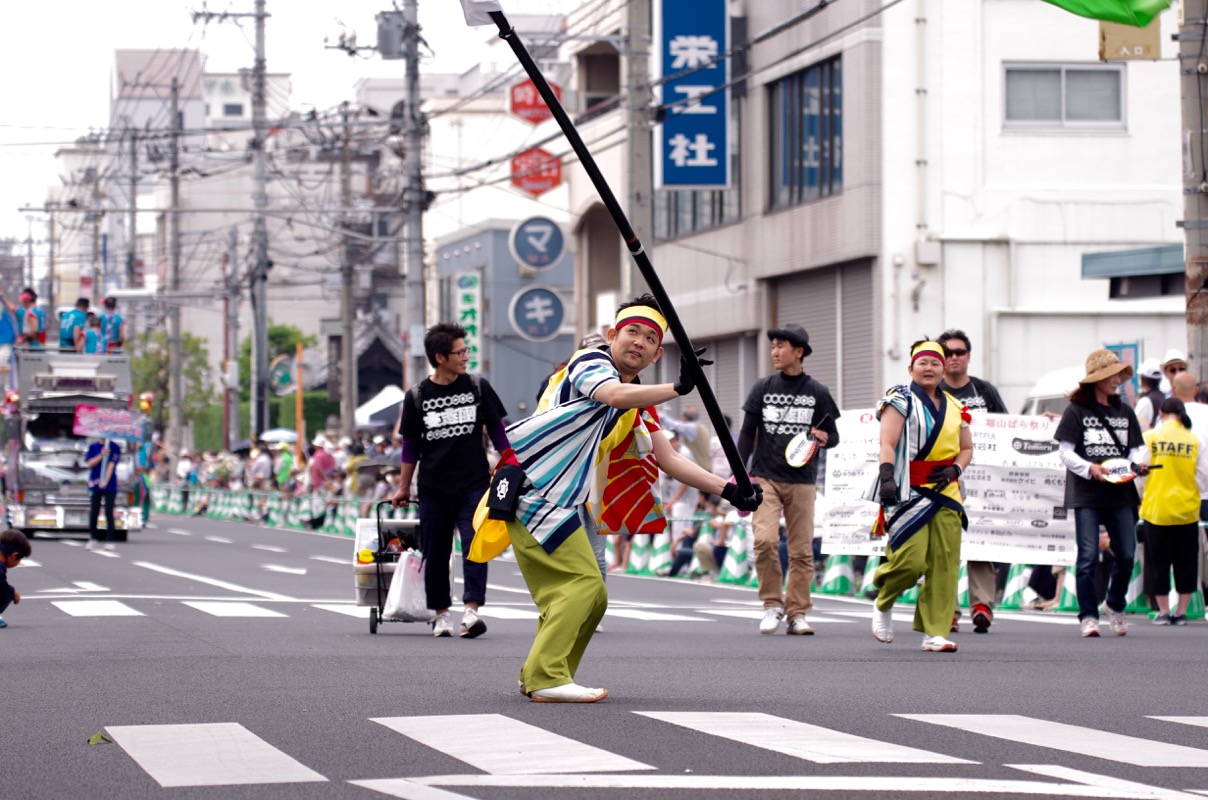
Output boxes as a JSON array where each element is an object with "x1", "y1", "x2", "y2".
[
  {"x1": 402, "y1": 0, "x2": 426, "y2": 388},
  {"x1": 227, "y1": 227, "x2": 241, "y2": 450},
  {"x1": 127, "y1": 130, "x2": 139, "y2": 287},
  {"x1": 251, "y1": 0, "x2": 271, "y2": 437},
  {"x1": 340, "y1": 101, "x2": 357, "y2": 439},
  {"x1": 24, "y1": 218, "x2": 33, "y2": 290},
  {"x1": 1183, "y1": 1, "x2": 1208, "y2": 377},
  {"x1": 192, "y1": 2, "x2": 270, "y2": 437},
  {"x1": 167, "y1": 77, "x2": 184, "y2": 473},
  {"x1": 625, "y1": 0, "x2": 653, "y2": 298}
]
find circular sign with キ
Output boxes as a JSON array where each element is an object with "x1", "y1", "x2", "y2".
[{"x1": 508, "y1": 286, "x2": 565, "y2": 343}]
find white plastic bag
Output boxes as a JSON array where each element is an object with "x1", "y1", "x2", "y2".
[{"x1": 382, "y1": 550, "x2": 433, "y2": 622}]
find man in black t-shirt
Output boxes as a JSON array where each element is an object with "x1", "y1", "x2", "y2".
[
  {"x1": 391, "y1": 322, "x2": 510, "y2": 639},
  {"x1": 938, "y1": 328, "x2": 1008, "y2": 635},
  {"x1": 738, "y1": 323, "x2": 841, "y2": 636}
]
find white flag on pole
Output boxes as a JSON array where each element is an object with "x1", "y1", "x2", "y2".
[{"x1": 459, "y1": 0, "x2": 503, "y2": 26}]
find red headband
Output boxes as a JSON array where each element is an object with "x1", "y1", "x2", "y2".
[{"x1": 910, "y1": 341, "x2": 945, "y2": 366}]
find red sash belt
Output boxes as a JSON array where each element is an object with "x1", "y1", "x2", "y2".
[{"x1": 909, "y1": 458, "x2": 954, "y2": 487}]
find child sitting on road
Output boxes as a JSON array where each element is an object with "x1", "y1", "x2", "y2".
[{"x1": 0, "y1": 528, "x2": 32, "y2": 628}]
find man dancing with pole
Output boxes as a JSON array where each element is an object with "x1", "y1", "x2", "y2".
[{"x1": 502, "y1": 296, "x2": 761, "y2": 702}]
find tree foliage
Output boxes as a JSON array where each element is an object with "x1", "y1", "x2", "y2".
[
  {"x1": 238, "y1": 321, "x2": 318, "y2": 399},
  {"x1": 131, "y1": 330, "x2": 216, "y2": 432}
]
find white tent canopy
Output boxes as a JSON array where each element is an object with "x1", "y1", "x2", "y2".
[{"x1": 354, "y1": 385, "x2": 406, "y2": 426}]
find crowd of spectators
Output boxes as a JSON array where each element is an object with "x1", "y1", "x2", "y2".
[{"x1": 156, "y1": 430, "x2": 405, "y2": 524}]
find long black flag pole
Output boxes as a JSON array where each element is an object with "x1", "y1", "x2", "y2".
[{"x1": 484, "y1": 9, "x2": 753, "y2": 495}]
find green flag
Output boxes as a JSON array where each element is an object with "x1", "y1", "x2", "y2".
[{"x1": 1041, "y1": 0, "x2": 1169, "y2": 27}]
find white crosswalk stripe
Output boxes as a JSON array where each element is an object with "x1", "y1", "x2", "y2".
[
  {"x1": 106, "y1": 723, "x2": 326, "y2": 787},
  {"x1": 605, "y1": 609, "x2": 710, "y2": 622},
  {"x1": 52, "y1": 599, "x2": 143, "y2": 617},
  {"x1": 372, "y1": 713, "x2": 654, "y2": 775},
  {"x1": 1151, "y1": 716, "x2": 1208, "y2": 729},
  {"x1": 637, "y1": 712, "x2": 972, "y2": 764},
  {"x1": 183, "y1": 601, "x2": 287, "y2": 618},
  {"x1": 900, "y1": 714, "x2": 1208, "y2": 768}
]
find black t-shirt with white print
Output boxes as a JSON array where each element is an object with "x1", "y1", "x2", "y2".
[
  {"x1": 741, "y1": 371, "x2": 841, "y2": 485},
  {"x1": 1054, "y1": 400, "x2": 1143, "y2": 509},
  {"x1": 401, "y1": 373, "x2": 507, "y2": 496},
  {"x1": 939, "y1": 376, "x2": 1008, "y2": 414}
]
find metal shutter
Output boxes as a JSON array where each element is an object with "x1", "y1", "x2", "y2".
[
  {"x1": 839, "y1": 259, "x2": 876, "y2": 407},
  {"x1": 773, "y1": 268, "x2": 839, "y2": 393}
]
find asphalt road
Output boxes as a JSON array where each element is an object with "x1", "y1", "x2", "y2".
[{"x1": 2, "y1": 514, "x2": 1207, "y2": 800}]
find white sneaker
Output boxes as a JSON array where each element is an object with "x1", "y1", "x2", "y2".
[
  {"x1": 431, "y1": 612, "x2": 454, "y2": 637},
  {"x1": 103, "y1": 543, "x2": 116, "y2": 551},
  {"x1": 85, "y1": 540, "x2": 98, "y2": 551},
  {"x1": 759, "y1": 607, "x2": 785, "y2": 635},
  {"x1": 921, "y1": 635, "x2": 958, "y2": 652},
  {"x1": 872, "y1": 607, "x2": 894, "y2": 643},
  {"x1": 529, "y1": 683, "x2": 608, "y2": 703},
  {"x1": 1106, "y1": 609, "x2": 1127, "y2": 637},
  {"x1": 460, "y1": 607, "x2": 487, "y2": 639},
  {"x1": 1080, "y1": 618, "x2": 1100, "y2": 637},
  {"x1": 786, "y1": 616, "x2": 815, "y2": 635}
]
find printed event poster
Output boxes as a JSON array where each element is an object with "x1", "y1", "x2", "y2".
[
  {"x1": 73, "y1": 404, "x2": 147, "y2": 442},
  {"x1": 821, "y1": 410, "x2": 1076, "y2": 566}
]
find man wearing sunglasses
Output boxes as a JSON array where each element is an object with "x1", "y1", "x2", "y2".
[
  {"x1": 0, "y1": 528, "x2": 32, "y2": 629},
  {"x1": 938, "y1": 329, "x2": 1008, "y2": 635}
]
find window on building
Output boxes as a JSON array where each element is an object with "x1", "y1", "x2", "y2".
[
  {"x1": 769, "y1": 56, "x2": 842, "y2": 209},
  {"x1": 1004, "y1": 64, "x2": 1124, "y2": 129},
  {"x1": 222, "y1": 103, "x2": 244, "y2": 117}
]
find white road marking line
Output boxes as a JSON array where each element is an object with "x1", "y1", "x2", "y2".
[
  {"x1": 73, "y1": 581, "x2": 107, "y2": 591},
  {"x1": 94, "y1": 549, "x2": 121, "y2": 558},
  {"x1": 312, "y1": 604, "x2": 371, "y2": 618},
  {"x1": 371, "y1": 714, "x2": 653, "y2": 775},
  {"x1": 900, "y1": 714, "x2": 1208, "y2": 768},
  {"x1": 485, "y1": 582, "x2": 533, "y2": 595},
  {"x1": 61, "y1": 540, "x2": 84, "y2": 547},
  {"x1": 52, "y1": 600, "x2": 143, "y2": 617},
  {"x1": 20, "y1": 558, "x2": 42, "y2": 567},
  {"x1": 261, "y1": 564, "x2": 307, "y2": 576},
  {"x1": 605, "y1": 609, "x2": 711, "y2": 622},
  {"x1": 183, "y1": 602, "x2": 288, "y2": 618},
  {"x1": 350, "y1": 778, "x2": 478, "y2": 800},
  {"x1": 252, "y1": 544, "x2": 287, "y2": 553},
  {"x1": 310, "y1": 555, "x2": 347, "y2": 565},
  {"x1": 1151, "y1": 717, "x2": 1208, "y2": 729},
  {"x1": 708, "y1": 598, "x2": 762, "y2": 605},
  {"x1": 205, "y1": 536, "x2": 234, "y2": 544},
  {"x1": 166, "y1": 528, "x2": 192, "y2": 536},
  {"x1": 696, "y1": 609, "x2": 765, "y2": 620},
  {"x1": 106, "y1": 723, "x2": 327, "y2": 787},
  {"x1": 475, "y1": 606, "x2": 540, "y2": 620},
  {"x1": 132, "y1": 561, "x2": 293, "y2": 601},
  {"x1": 638, "y1": 712, "x2": 971, "y2": 765},
  {"x1": 365, "y1": 765, "x2": 1207, "y2": 798}
]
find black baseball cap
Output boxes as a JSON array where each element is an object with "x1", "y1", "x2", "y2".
[{"x1": 767, "y1": 323, "x2": 812, "y2": 357}]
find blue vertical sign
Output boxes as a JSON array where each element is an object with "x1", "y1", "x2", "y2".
[{"x1": 655, "y1": 0, "x2": 729, "y2": 188}]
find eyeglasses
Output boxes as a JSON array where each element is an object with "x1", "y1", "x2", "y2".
[
  {"x1": 947, "y1": 348, "x2": 969, "y2": 357},
  {"x1": 449, "y1": 348, "x2": 469, "y2": 358}
]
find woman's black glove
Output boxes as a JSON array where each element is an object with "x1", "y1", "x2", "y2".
[
  {"x1": 721, "y1": 480, "x2": 763, "y2": 512},
  {"x1": 878, "y1": 463, "x2": 898, "y2": 505},
  {"x1": 674, "y1": 347, "x2": 713, "y2": 396},
  {"x1": 927, "y1": 463, "x2": 962, "y2": 492}
]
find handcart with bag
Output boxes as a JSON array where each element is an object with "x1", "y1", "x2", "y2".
[{"x1": 353, "y1": 501, "x2": 429, "y2": 633}]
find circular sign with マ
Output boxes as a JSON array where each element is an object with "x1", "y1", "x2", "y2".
[
  {"x1": 509, "y1": 216, "x2": 565, "y2": 270},
  {"x1": 509, "y1": 286, "x2": 565, "y2": 342}
]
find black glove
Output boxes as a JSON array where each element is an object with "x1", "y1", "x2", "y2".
[
  {"x1": 926, "y1": 463, "x2": 962, "y2": 492},
  {"x1": 878, "y1": 463, "x2": 898, "y2": 505},
  {"x1": 722, "y1": 480, "x2": 763, "y2": 512},
  {"x1": 673, "y1": 347, "x2": 714, "y2": 396}
]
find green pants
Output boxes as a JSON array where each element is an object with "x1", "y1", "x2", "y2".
[
  {"x1": 509, "y1": 520, "x2": 608, "y2": 693},
  {"x1": 873, "y1": 506, "x2": 962, "y2": 637}
]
